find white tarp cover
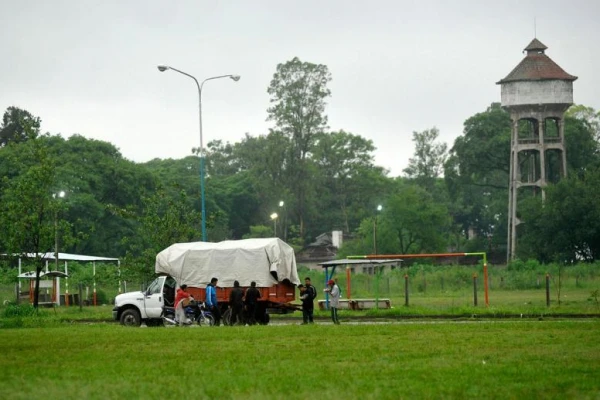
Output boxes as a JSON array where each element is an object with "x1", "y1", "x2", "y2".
[{"x1": 155, "y1": 238, "x2": 300, "y2": 288}]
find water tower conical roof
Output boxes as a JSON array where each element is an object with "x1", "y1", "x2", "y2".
[{"x1": 497, "y1": 38, "x2": 577, "y2": 84}]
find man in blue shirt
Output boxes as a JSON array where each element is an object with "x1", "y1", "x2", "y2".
[{"x1": 205, "y1": 277, "x2": 221, "y2": 326}]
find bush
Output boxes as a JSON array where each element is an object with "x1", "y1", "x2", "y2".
[
  {"x1": 95, "y1": 289, "x2": 109, "y2": 305},
  {"x1": 2, "y1": 304, "x2": 37, "y2": 318}
]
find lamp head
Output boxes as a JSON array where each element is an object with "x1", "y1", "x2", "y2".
[
  {"x1": 157, "y1": 65, "x2": 169, "y2": 72},
  {"x1": 377, "y1": 205, "x2": 383, "y2": 212},
  {"x1": 279, "y1": 201, "x2": 284, "y2": 207},
  {"x1": 270, "y1": 213, "x2": 278, "y2": 220},
  {"x1": 230, "y1": 75, "x2": 241, "y2": 82}
]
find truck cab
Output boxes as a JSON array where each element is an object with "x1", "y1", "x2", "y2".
[{"x1": 112, "y1": 276, "x2": 176, "y2": 327}]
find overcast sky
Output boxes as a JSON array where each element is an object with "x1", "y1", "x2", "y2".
[{"x1": 1, "y1": 0, "x2": 598, "y2": 177}]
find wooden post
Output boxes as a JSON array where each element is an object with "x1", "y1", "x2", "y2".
[
  {"x1": 346, "y1": 267, "x2": 351, "y2": 300},
  {"x1": 404, "y1": 274, "x2": 409, "y2": 306},
  {"x1": 79, "y1": 283, "x2": 83, "y2": 311},
  {"x1": 473, "y1": 273, "x2": 478, "y2": 306},
  {"x1": 546, "y1": 273, "x2": 550, "y2": 307}
]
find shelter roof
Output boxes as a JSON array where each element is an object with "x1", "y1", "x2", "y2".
[{"x1": 5, "y1": 252, "x2": 119, "y2": 262}]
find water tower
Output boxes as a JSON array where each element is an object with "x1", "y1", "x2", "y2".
[{"x1": 497, "y1": 38, "x2": 577, "y2": 261}]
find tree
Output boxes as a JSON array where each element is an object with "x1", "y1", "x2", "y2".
[
  {"x1": 311, "y1": 130, "x2": 388, "y2": 234},
  {"x1": 567, "y1": 104, "x2": 600, "y2": 143},
  {"x1": 0, "y1": 130, "x2": 72, "y2": 308},
  {"x1": 341, "y1": 183, "x2": 451, "y2": 256},
  {"x1": 383, "y1": 184, "x2": 451, "y2": 254},
  {"x1": 563, "y1": 116, "x2": 600, "y2": 174},
  {"x1": 0, "y1": 106, "x2": 41, "y2": 147},
  {"x1": 403, "y1": 127, "x2": 448, "y2": 191},
  {"x1": 121, "y1": 188, "x2": 200, "y2": 282},
  {"x1": 267, "y1": 57, "x2": 332, "y2": 237},
  {"x1": 444, "y1": 103, "x2": 512, "y2": 254},
  {"x1": 518, "y1": 162, "x2": 600, "y2": 262}
]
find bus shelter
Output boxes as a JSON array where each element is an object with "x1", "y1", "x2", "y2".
[
  {"x1": 318, "y1": 258, "x2": 401, "y2": 310},
  {"x1": 15, "y1": 252, "x2": 120, "y2": 306}
]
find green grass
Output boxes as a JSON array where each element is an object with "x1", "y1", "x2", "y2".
[{"x1": 0, "y1": 321, "x2": 599, "y2": 399}]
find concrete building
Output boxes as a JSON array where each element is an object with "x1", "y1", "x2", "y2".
[{"x1": 497, "y1": 38, "x2": 577, "y2": 261}]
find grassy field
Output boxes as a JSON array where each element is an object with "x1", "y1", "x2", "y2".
[{"x1": 0, "y1": 321, "x2": 599, "y2": 399}]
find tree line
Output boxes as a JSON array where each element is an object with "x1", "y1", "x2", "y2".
[{"x1": 1, "y1": 58, "x2": 599, "y2": 304}]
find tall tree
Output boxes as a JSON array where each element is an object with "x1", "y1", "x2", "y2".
[
  {"x1": 403, "y1": 127, "x2": 448, "y2": 191},
  {"x1": 0, "y1": 129, "x2": 73, "y2": 308},
  {"x1": 383, "y1": 184, "x2": 451, "y2": 254},
  {"x1": 0, "y1": 106, "x2": 41, "y2": 147},
  {"x1": 121, "y1": 188, "x2": 200, "y2": 282},
  {"x1": 339, "y1": 182, "x2": 451, "y2": 256},
  {"x1": 311, "y1": 130, "x2": 386, "y2": 233},
  {"x1": 566, "y1": 104, "x2": 600, "y2": 143},
  {"x1": 267, "y1": 57, "x2": 332, "y2": 237},
  {"x1": 518, "y1": 162, "x2": 600, "y2": 262},
  {"x1": 444, "y1": 103, "x2": 512, "y2": 251}
]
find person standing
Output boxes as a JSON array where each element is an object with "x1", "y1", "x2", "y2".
[
  {"x1": 205, "y1": 277, "x2": 222, "y2": 326},
  {"x1": 324, "y1": 279, "x2": 341, "y2": 324},
  {"x1": 174, "y1": 284, "x2": 191, "y2": 325},
  {"x1": 301, "y1": 277, "x2": 317, "y2": 324},
  {"x1": 244, "y1": 281, "x2": 261, "y2": 325},
  {"x1": 229, "y1": 280, "x2": 244, "y2": 326}
]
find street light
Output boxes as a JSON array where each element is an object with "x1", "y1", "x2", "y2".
[
  {"x1": 270, "y1": 212, "x2": 278, "y2": 237},
  {"x1": 374, "y1": 204, "x2": 382, "y2": 255},
  {"x1": 158, "y1": 65, "x2": 240, "y2": 241},
  {"x1": 279, "y1": 201, "x2": 286, "y2": 241},
  {"x1": 53, "y1": 191, "x2": 66, "y2": 271}
]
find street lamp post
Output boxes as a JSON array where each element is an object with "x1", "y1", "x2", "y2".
[
  {"x1": 279, "y1": 201, "x2": 286, "y2": 241},
  {"x1": 270, "y1": 213, "x2": 278, "y2": 237},
  {"x1": 374, "y1": 204, "x2": 382, "y2": 255},
  {"x1": 53, "y1": 191, "x2": 66, "y2": 271},
  {"x1": 53, "y1": 190, "x2": 65, "y2": 307},
  {"x1": 158, "y1": 65, "x2": 240, "y2": 241}
]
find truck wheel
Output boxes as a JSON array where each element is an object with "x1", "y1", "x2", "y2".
[
  {"x1": 256, "y1": 305, "x2": 269, "y2": 325},
  {"x1": 260, "y1": 312, "x2": 270, "y2": 325},
  {"x1": 120, "y1": 309, "x2": 141, "y2": 327}
]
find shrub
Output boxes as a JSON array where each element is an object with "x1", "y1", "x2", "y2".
[{"x1": 2, "y1": 304, "x2": 37, "y2": 318}]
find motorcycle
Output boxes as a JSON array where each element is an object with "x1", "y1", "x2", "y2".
[{"x1": 162, "y1": 297, "x2": 215, "y2": 327}]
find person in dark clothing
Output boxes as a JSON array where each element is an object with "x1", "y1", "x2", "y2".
[
  {"x1": 244, "y1": 281, "x2": 261, "y2": 325},
  {"x1": 301, "y1": 277, "x2": 317, "y2": 324},
  {"x1": 229, "y1": 280, "x2": 244, "y2": 326}
]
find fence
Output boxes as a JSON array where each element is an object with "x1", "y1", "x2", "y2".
[
  {"x1": 301, "y1": 262, "x2": 600, "y2": 312},
  {"x1": 2, "y1": 262, "x2": 599, "y2": 312}
]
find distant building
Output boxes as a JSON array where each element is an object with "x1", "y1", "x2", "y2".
[
  {"x1": 296, "y1": 231, "x2": 400, "y2": 274},
  {"x1": 296, "y1": 231, "x2": 340, "y2": 270}
]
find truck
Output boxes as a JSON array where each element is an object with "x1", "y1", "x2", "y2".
[{"x1": 113, "y1": 238, "x2": 301, "y2": 327}]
